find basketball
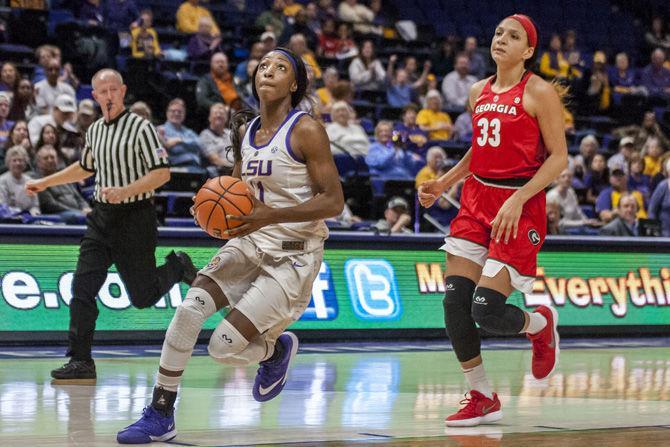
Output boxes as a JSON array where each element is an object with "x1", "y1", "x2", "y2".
[{"x1": 193, "y1": 176, "x2": 254, "y2": 239}]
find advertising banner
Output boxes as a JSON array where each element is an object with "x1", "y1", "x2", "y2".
[{"x1": 1, "y1": 243, "x2": 669, "y2": 335}]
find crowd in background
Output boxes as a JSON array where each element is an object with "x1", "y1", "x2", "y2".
[{"x1": 1, "y1": 0, "x2": 670, "y2": 237}]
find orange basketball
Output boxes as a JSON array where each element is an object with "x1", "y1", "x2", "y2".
[{"x1": 193, "y1": 176, "x2": 254, "y2": 239}]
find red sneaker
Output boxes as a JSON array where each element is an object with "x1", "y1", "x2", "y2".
[
  {"x1": 527, "y1": 305, "x2": 560, "y2": 379},
  {"x1": 445, "y1": 390, "x2": 503, "y2": 427}
]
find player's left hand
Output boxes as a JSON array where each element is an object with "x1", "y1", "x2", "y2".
[
  {"x1": 224, "y1": 193, "x2": 275, "y2": 238},
  {"x1": 101, "y1": 187, "x2": 129, "y2": 204},
  {"x1": 490, "y1": 193, "x2": 524, "y2": 244}
]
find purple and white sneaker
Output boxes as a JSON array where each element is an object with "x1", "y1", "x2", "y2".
[
  {"x1": 252, "y1": 332, "x2": 299, "y2": 402},
  {"x1": 117, "y1": 406, "x2": 176, "y2": 444}
]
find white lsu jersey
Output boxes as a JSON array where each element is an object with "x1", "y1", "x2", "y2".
[{"x1": 240, "y1": 109, "x2": 328, "y2": 256}]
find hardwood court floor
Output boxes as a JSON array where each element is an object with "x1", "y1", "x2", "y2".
[{"x1": 0, "y1": 340, "x2": 668, "y2": 446}]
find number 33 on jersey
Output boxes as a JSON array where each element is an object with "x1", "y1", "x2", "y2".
[{"x1": 470, "y1": 71, "x2": 547, "y2": 179}]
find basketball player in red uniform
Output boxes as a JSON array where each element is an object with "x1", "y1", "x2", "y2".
[{"x1": 419, "y1": 15, "x2": 568, "y2": 426}]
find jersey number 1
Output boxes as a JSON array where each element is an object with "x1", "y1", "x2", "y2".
[{"x1": 476, "y1": 118, "x2": 501, "y2": 148}]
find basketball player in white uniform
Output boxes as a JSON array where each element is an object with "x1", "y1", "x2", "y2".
[{"x1": 117, "y1": 48, "x2": 344, "y2": 444}]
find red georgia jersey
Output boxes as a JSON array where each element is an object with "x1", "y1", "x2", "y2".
[{"x1": 469, "y1": 71, "x2": 546, "y2": 179}]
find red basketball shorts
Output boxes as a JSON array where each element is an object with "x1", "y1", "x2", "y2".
[{"x1": 441, "y1": 176, "x2": 546, "y2": 293}]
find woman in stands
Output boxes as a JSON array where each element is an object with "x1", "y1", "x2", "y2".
[{"x1": 418, "y1": 15, "x2": 568, "y2": 426}]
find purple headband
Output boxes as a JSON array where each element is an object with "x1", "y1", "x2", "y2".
[{"x1": 271, "y1": 48, "x2": 298, "y2": 72}]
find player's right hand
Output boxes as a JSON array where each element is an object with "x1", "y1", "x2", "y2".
[
  {"x1": 418, "y1": 180, "x2": 445, "y2": 208},
  {"x1": 25, "y1": 179, "x2": 46, "y2": 196}
]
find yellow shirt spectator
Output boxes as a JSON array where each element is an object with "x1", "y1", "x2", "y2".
[
  {"x1": 316, "y1": 87, "x2": 333, "y2": 109},
  {"x1": 415, "y1": 165, "x2": 438, "y2": 189},
  {"x1": 416, "y1": 108, "x2": 452, "y2": 141},
  {"x1": 612, "y1": 190, "x2": 647, "y2": 219},
  {"x1": 130, "y1": 27, "x2": 161, "y2": 58},
  {"x1": 176, "y1": 1, "x2": 220, "y2": 36},
  {"x1": 283, "y1": 2, "x2": 304, "y2": 17},
  {"x1": 301, "y1": 52, "x2": 322, "y2": 79},
  {"x1": 539, "y1": 51, "x2": 582, "y2": 79},
  {"x1": 643, "y1": 155, "x2": 661, "y2": 177}
]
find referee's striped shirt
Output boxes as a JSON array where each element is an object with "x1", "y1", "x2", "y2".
[{"x1": 79, "y1": 109, "x2": 169, "y2": 204}]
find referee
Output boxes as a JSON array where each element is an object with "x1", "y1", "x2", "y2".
[{"x1": 26, "y1": 69, "x2": 197, "y2": 380}]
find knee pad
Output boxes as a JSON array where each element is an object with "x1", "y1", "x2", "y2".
[
  {"x1": 471, "y1": 287, "x2": 525, "y2": 335},
  {"x1": 161, "y1": 288, "x2": 217, "y2": 370},
  {"x1": 208, "y1": 319, "x2": 249, "y2": 363},
  {"x1": 443, "y1": 276, "x2": 481, "y2": 362}
]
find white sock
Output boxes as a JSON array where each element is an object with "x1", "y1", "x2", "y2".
[
  {"x1": 156, "y1": 371, "x2": 181, "y2": 392},
  {"x1": 524, "y1": 311, "x2": 548, "y2": 335},
  {"x1": 462, "y1": 363, "x2": 493, "y2": 399}
]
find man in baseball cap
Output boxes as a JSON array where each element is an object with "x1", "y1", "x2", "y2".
[
  {"x1": 28, "y1": 94, "x2": 77, "y2": 145},
  {"x1": 607, "y1": 136, "x2": 635, "y2": 174},
  {"x1": 371, "y1": 196, "x2": 413, "y2": 234}
]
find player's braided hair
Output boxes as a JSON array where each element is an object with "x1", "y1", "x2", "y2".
[{"x1": 228, "y1": 109, "x2": 257, "y2": 163}]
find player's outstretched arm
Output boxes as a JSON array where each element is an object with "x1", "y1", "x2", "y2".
[{"x1": 26, "y1": 162, "x2": 94, "y2": 196}]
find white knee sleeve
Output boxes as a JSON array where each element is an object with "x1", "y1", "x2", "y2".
[
  {"x1": 160, "y1": 287, "x2": 217, "y2": 371},
  {"x1": 208, "y1": 319, "x2": 250, "y2": 364}
]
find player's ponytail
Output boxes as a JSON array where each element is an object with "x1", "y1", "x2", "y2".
[
  {"x1": 228, "y1": 109, "x2": 257, "y2": 163},
  {"x1": 551, "y1": 80, "x2": 570, "y2": 105}
]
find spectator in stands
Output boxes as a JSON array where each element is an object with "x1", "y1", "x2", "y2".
[
  {"x1": 563, "y1": 30, "x2": 585, "y2": 70},
  {"x1": 331, "y1": 79, "x2": 355, "y2": 107},
  {"x1": 371, "y1": 196, "x2": 412, "y2": 234},
  {"x1": 417, "y1": 89, "x2": 452, "y2": 141},
  {"x1": 288, "y1": 33, "x2": 322, "y2": 79},
  {"x1": 649, "y1": 158, "x2": 670, "y2": 236},
  {"x1": 546, "y1": 200, "x2": 564, "y2": 235},
  {"x1": 199, "y1": 103, "x2": 233, "y2": 174},
  {"x1": 609, "y1": 52, "x2": 646, "y2": 101},
  {"x1": 452, "y1": 102, "x2": 472, "y2": 143},
  {"x1": 596, "y1": 168, "x2": 647, "y2": 222},
  {"x1": 234, "y1": 42, "x2": 264, "y2": 84},
  {"x1": 546, "y1": 168, "x2": 598, "y2": 230},
  {"x1": 584, "y1": 153, "x2": 608, "y2": 205},
  {"x1": 158, "y1": 98, "x2": 202, "y2": 169},
  {"x1": 131, "y1": 9, "x2": 162, "y2": 59},
  {"x1": 260, "y1": 31, "x2": 278, "y2": 54},
  {"x1": 644, "y1": 16, "x2": 670, "y2": 52},
  {"x1": 628, "y1": 152, "x2": 651, "y2": 201},
  {"x1": 283, "y1": 0, "x2": 303, "y2": 18},
  {"x1": 238, "y1": 59, "x2": 260, "y2": 106},
  {"x1": 0, "y1": 62, "x2": 19, "y2": 94},
  {"x1": 608, "y1": 136, "x2": 635, "y2": 174},
  {"x1": 0, "y1": 93, "x2": 14, "y2": 148},
  {"x1": 614, "y1": 110, "x2": 670, "y2": 152},
  {"x1": 280, "y1": 9, "x2": 318, "y2": 50},
  {"x1": 33, "y1": 144, "x2": 90, "y2": 223},
  {"x1": 34, "y1": 59, "x2": 76, "y2": 115},
  {"x1": 348, "y1": 40, "x2": 385, "y2": 90},
  {"x1": 441, "y1": 53, "x2": 477, "y2": 109},
  {"x1": 651, "y1": 152, "x2": 670, "y2": 192},
  {"x1": 316, "y1": 67, "x2": 338, "y2": 113},
  {"x1": 176, "y1": 0, "x2": 220, "y2": 36},
  {"x1": 304, "y1": 2, "x2": 321, "y2": 35},
  {"x1": 317, "y1": 18, "x2": 339, "y2": 58},
  {"x1": 326, "y1": 101, "x2": 368, "y2": 156},
  {"x1": 366, "y1": 120, "x2": 419, "y2": 179},
  {"x1": 188, "y1": 17, "x2": 224, "y2": 61},
  {"x1": 334, "y1": 22, "x2": 358, "y2": 60},
  {"x1": 463, "y1": 36, "x2": 486, "y2": 79},
  {"x1": 0, "y1": 146, "x2": 38, "y2": 215},
  {"x1": 3, "y1": 120, "x2": 31, "y2": 163},
  {"x1": 76, "y1": 99, "x2": 97, "y2": 135},
  {"x1": 129, "y1": 101, "x2": 152, "y2": 122},
  {"x1": 642, "y1": 136, "x2": 666, "y2": 177},
  {"x1": 28, "y1": 94, "x2": 77, "y2": 146},
  {"x1": 599, "y1": 193, "x2": 641, "y2": 236},
  {"x1": 539, "y1": 33, "x2": 581, "y2": 81},
  {"x1": 584, "y1": 51, "x2": 610, "y2": 113},
  {"x1": 573, "y1": 134, "x2": 599, "y2": 186},
  {"x1": 8, "y1": 79, "x2": 36, "y2": 122},
  {"x1": 338, "y1": 0, "x2": 381, "y2": 35},
  {"x1": 394, "y1": 103, "x2": 428, "y2": 156},
  {"x1": 415, "y1": 145, "x2": 446, "y2": 188},
  {"x1": 36, "y1": 124, "x2": 61, "y2": 161},
  {"x1": 32, "y1": 45, "x2": 58, "y2": 84},
  {"x1": 431, "y1": 37, "x2": 456, "y2": 78},
  {"x1": 256, "y1": 0, "x2": 286, "y2": 37},
  {"x1": 639, "y1": 48, "x2": 670, "y2": 102},
  {"x1": 196, "y1": 52, "x2": 241, "y2": 113},
  {"x1": 78, "y1": 0, "x2": 104, "y2": 26},
  {"x1": 386, "y1": 54, "x2": 430, "y2": 108}
]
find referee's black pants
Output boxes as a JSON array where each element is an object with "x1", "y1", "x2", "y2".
[{"x1": 67, "y1": 200, "x2": 183, "y2": 361}]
